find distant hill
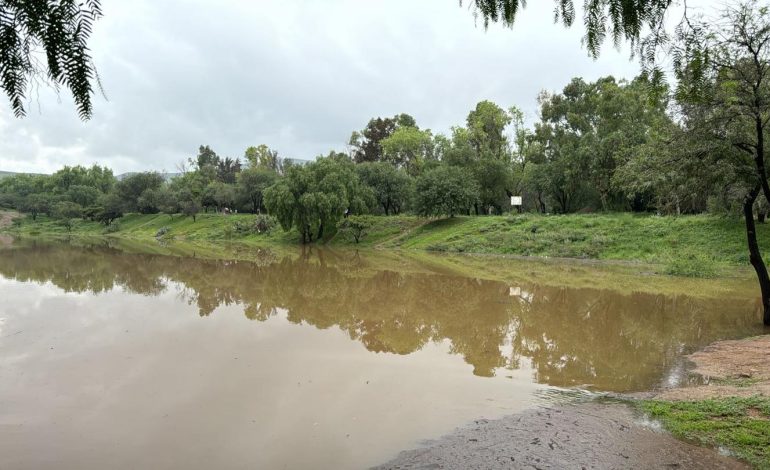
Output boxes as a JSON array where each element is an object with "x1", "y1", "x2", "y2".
[{"x1": 116, "y1": 172, "x2": 181, "y2": 181}]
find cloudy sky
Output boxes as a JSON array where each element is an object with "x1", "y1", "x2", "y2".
[{"x1": 1, "y1": 0, "x2": 700, "y2": 174}]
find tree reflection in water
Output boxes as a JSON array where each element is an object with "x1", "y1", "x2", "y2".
[{"x1": 0, "y1": 239, "x2": 762, "y2": 392}]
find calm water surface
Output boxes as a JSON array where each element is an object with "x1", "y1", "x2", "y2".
[{"x1": 0, "y1": 239, "x2": 765, "y2": 469}]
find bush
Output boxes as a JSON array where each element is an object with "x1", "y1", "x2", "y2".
[
  {"x1": 232, "y1": 215, "x2": 277, "y2": 235},
  {"x1": 103, "y1": 222, "x2": 121, "y2": 234},
  {"x1": 664, "y1": 251, "x2": 718, "y2": 278},
  {"x1": 155, "y1": 227, "x2": 170, "y2": 238},
  {"x1": 339, "y1": 216, "x2": 372, "y2": 243},
  {"x1": 254, "y1": 214, "x2": 277, "y2": 234}
]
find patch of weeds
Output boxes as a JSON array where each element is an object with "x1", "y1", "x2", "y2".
[
  {"x1": 711, "y1": 376, "x2": 763, "y2": 388},
  {"x1": 102, "y1": 223, "x2": 120, "y2": 234},
  {"x1": 664, "y1": 251, "x2": 719, "y2": 278},
  {"x1": 637, "y1": 396, "x2": 770, "y2": 468},
  {"x1": 426, "y1": 243, "x2": 448, "y2": 252},
  {"x1": 155, "y1": 226, "x2": 170, "y2": 238}
]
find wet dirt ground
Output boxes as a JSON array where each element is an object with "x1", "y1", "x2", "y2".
[
  {"x1": 373, "y1": 402, "x2": 747, "y2": 469},
  {"x1": 657, "y1": 334, "x2": 770, "y2": 400}
]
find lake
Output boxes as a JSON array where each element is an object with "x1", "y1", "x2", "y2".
[{"x1": 0, "y1": 238, "x2": 765, "y2": 469}]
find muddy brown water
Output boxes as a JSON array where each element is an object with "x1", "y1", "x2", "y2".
[{"x1": 0, "y1": 239, "x2": 765, "y2": 469}]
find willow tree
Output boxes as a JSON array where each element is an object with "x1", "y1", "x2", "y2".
[
  {"x1": 264, "y1": 155, "x2": 374, "y2": 243},
  {"x1": 1, "y1": 0, "x2": 103, "y2": 119}
]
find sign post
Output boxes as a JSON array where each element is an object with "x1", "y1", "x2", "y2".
[{"x1": 511, "y1": 196, "x2": 522, "y2": 213}]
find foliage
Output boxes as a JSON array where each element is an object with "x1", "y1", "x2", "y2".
[
  {"x1": 380, "y1": 126, "x2": 434, "y2": 176},
  {"x1": 356, "y1": 162, "x2": 413, "y2": 215},
  {"x1": 237, "y1": 167, "x2": 277, "y2": 213},
  {"x1": 254, "y1": 214, "x2": 277, "y2": 234},
  {"x1": 349, "y1": 114, "x2": 418, "y2": 163},
  {"x1": 414, "y1": 165, "x2": 479, "y2": 217},
  {"x1": 244, "y1": 144, "x2": 283, "y2": 173},
  {"x1": 96, "y1": 192, "x2": 123, "y2": 226},
  {"x1": 339, "y1": 215, "x2": 373, "y2": 243},
  {"x1": 1, "y1": 0, "x2": 103, "y2": 118},
  {"x1": 116, "y1": 172, "x2": 165, "y2": 213},
  {"x1": 464, "y1": 0, "x2": 671, "y2": 60},
  {"x1": 264, "y1": 155, "x2": 374, "y2": 243}
]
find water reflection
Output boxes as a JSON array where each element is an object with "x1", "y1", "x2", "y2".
[{"x1": 0, "y1": 239, "x2": 762, "y2": 392}]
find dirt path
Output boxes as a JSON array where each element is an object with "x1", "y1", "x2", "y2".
[
  {"x1": 0, "y1": 210, "x2": 19, "y2": 230},
  {"x1": 657, "y1": 335, "x2": 770, "y2": 400},
  {"x1": 373, "y1": 402, "x2": 746, "y2": 469}
]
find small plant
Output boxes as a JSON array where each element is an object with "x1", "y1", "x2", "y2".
[
  {"x1": 155, "y1": 226, "x2": 170, "y2": 238},
  {"x1": 57, "y1": 218, "x2": 74, "y2": 232},
  {"x1": 103, "y1": 222, "x2": 121, "y2": 234},
  {"x1": 340, "y1": 216, "x2": 372, "y2": 244},
  {"x1": 222, "y1": 223, "x2": 235, "y2": 239}
]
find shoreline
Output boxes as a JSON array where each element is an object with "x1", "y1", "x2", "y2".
[
  {"x1": 376, "y1": 335, "x2": 770, "y2": 469},
  {"x1": 3, "y1": 211, "x2": 770, "y2": 279}
]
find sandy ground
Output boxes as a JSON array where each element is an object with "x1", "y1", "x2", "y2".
[
  {"x1": 374, "y1": 402, "x2": 746, "y2": 469},
  {"x1": 658, "y1": 335, "x2": 770, "y2": 400}
]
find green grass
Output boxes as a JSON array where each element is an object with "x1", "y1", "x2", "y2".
[
  {"x1": 4, "y1": 211, "x2": 768, "y2": 277},
  {"x1": 388, "y1": 213, "x2": 764, "y2": 277},
  {"x1": 638, "y1": 397, "x2": 770, "y2": 468}
]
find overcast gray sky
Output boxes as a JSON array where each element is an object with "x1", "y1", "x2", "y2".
[{"x1": 1, "y1": 0, "x2": 681, "y2": 174}]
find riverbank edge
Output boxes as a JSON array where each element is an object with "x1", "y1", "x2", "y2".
[
  {"x1": 377, "y1": 335, "x2": 770, "y2": 469},
  {"x1": 1, "y1": 210, "x2": 765, "y2": 281}
]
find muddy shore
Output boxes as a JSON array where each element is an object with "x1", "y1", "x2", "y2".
[{"x1": 375, "y1": 335, "x2": 770, "y2": 469}]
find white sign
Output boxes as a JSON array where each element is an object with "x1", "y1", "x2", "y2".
[{"x1": 511, "y1": 196, "x2": 522, "y2": 206}]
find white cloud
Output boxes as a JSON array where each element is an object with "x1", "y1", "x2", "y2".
[{"x1": 1, "y1": 0, "x2": 702, "y2": 174}]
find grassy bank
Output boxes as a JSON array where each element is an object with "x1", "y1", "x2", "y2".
[
  {"x1": 4, "y1": 211, "x2": 769, "y2": 277},
  {"x1": 637, "y1": 397, "x2": 770, "y2": 468}
]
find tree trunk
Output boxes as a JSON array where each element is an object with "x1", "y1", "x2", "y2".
[
  {"x1": 743, "y1": 185, "x2": 770, "y2": 326},
  {"x1": 754, "y1": 115, "x2": 770, "y2": 207},
  {"x1": 317, "y1": 223, "x2": 324, "y2": 241}
]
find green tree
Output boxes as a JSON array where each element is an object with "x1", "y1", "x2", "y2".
[
  {"x1": 66, "y1": 185, "x2": 101, "y2": 207},
  {"x1": 349, "y1": 114, "x2": 418, "y2": 163},
  {"x1": 414, "y1": 165, "x2": 479, "y2": 218},
  {"x1": 237, "y1": 167, "x2": 277, "y2": 214},
  {"x1": 52, "y1": 201, "x2": 83, "y2": 231},
  {"x1": 244, "y1": 144, "x2": 283, "y2": 173},
  {"x1": 1, "y1": 0, "x2": 103, "y2": 118},
  {"x1": 667, "y1": 0, "x2": 770, "y2": 325},
  {"x1": 474, "y1": 158, "x2": 513, "y2": 214},
  {"x1": 20, "y1": 193, "x2": 52, "y2": 220},
  {"x1": 466, "y1": 100, "x2": 513, "y2": 159},
  {"x1": 115, "y1": 172, "x2": 165, "y2": 212},
  {"x1": 356, "y1": 162, "x2": 413, "y2": 215},
  {"x1": 264, "y1": 156, "x2": 373, "y2": 243},
  {"x1": 95, "y1": 192, "x2": 123, "y2": 225},
  {"x1": 216, "y1": 157, "x2": 242, "y2": 184},
  {"x1": 380, "y1": 126, "x2": 434, "y2": 176}
]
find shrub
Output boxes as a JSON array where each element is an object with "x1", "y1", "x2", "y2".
[
  {"x1": 339, "y1": 216, "x2": 372, "y2": 243},
  {"x1": 155, "y1": 227, "x2": 170, "y2": 238},
  {"x1": 254, "y1": 214, "x2": 277, "y2": 234},
  {"x1": 103, "y1": 222, "x2": 121, "y2": 234}
]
